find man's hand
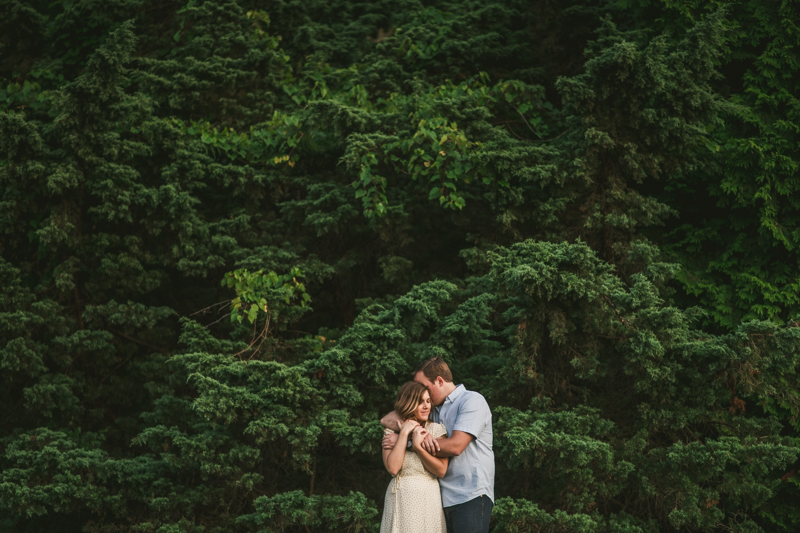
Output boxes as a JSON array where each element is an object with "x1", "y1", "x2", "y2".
[
  {"x1": 382, "y1": 431, "x2": 399, "y2": 450},
  {"x1": 419, "y1": 431, "x2": 440, "y2": 455}
]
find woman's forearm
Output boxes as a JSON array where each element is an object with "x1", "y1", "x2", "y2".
[
  {"x1": 383, "y1": 434, "x2": 408, "y2": 475},
  {"x1": 413, "y1": 445, "x2": 447, "y2": 478}
]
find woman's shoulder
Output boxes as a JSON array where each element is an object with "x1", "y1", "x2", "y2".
[{"x1": 426, "y1": 421, "x2": 447, "y2": 438}]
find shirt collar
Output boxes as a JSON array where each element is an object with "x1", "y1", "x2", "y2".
[{"x1": 444, "y1": 384, "x2": 465, "y2": 404}]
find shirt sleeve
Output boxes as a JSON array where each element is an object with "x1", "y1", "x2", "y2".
[{"x1": 451, "y1": 393, "x2": 490, "y2": 439}]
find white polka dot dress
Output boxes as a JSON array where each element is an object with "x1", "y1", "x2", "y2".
[{"x1": 380, "y1": 422, "x2": 448, "y2": 533}]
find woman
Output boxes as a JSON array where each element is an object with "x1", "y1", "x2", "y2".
[{"x1": 380, "y1": 381, "x2": 448, "y2": 533}]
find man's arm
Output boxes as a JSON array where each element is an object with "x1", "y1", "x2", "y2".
[
  {"x1": 381, "y1": 411, "x2": 405, "y2": 450},
  {"x1": 382, "y1": 431, "x2": 399, "y2": 450},
  {"x1": 380, "y1": 410, "x2": 403, "y2": 431},
  {"x1": 423, "y1": 430, "x2": 473, "y2": 457},
  {"x1": 424, "y1": 391, "x2": 490, "y2": 456}
]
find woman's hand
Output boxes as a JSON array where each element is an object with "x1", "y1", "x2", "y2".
[
  {"x1": 411, "y1": 426, "x2": 429, "y2": 449},
  {"x1": 399, "y1": 419, "x2": 419, "y2": 437}
]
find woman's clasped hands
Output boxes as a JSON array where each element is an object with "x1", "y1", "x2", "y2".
[
  {"x1": 397, "y1": 420, "x2": 430, "y2": 450},
  {"x1": 411, "y1": 425, "x2": 429, "y2": 450},
  {"x1": 398, "y1": 419, "x2": 419, "y2": 438}
]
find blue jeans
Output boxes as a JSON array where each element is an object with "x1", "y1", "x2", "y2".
[{"x1": 444, "y1": 495, "x2": 493, "y2": 533}]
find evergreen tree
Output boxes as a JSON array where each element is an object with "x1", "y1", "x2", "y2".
[{"x1": 2, "y1": 1, "x2": 799, "y2": 532}]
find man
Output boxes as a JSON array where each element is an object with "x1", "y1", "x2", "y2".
[{"x1": 381, "y1": 356, "x2": 494, "y2": 533}]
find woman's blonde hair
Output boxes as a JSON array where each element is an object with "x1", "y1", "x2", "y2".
[{"x1": 394, "y1": 381, "x2": 429, "y2": 423}]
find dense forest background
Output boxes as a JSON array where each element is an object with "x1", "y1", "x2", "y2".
[{"x1": 2, "y1": 0, "x2": 800, "y2": 531}]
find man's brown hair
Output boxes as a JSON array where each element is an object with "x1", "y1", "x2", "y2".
[
  {"x1": 411, "y1": 356, "x2": 453, "y2": 383},
  {"x1": 394, "y1": 381, "x2": 429, "y2": 423}
]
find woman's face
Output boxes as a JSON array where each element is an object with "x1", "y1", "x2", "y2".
[{"x1": 415, "y1": 390, "x2": 432, "y2": 421}]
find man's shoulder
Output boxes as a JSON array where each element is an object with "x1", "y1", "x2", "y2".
[
  {"x1": 457, "y1": 388, "x2": 490, "y2": 409},
  {"x1": 460, "y1": 387, "x2": 487, "y2": 401}
]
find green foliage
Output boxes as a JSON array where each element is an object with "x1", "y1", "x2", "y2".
[
  {"x1": 623, "y1": 1, "x2": 800, "y2": 526},
  {"x1": 223, "y1": 267, "x2": 311, "y2": 325},
  {"x1": 486, "y1": 241, "x2": 800, "y2": 531},
  {"x1": 623, "y1": 0, "x2": 800, "y2": 330},
  {"x1": 2, "y1": 0, "x2": 800, "y2": 532},
  {"x1": 237, "y1": 490, "x2": 377, "y2": 532}
]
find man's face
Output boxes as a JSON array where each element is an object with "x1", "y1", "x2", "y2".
[{"x1": 413, "y1": 371, "x2": 446, "y2": 406}]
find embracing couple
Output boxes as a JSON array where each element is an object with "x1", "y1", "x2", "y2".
[{"x1": 379, "y1": 356, "x2": 494, "y2": 533}]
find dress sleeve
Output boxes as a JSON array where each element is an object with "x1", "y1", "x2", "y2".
[{"x1": 430, "y1": 422, "x2": 447, "y2": 439}]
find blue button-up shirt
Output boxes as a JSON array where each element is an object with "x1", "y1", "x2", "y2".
[{"x1": 432, "y1": 384, "x2": 495, "y2": 507}]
